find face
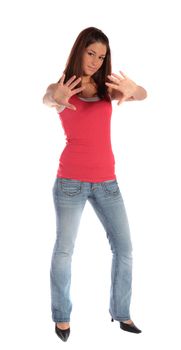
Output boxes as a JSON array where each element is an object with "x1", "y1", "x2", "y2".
[{"x1": 82, "y1": 42, "x2": 107, "y2": 76}]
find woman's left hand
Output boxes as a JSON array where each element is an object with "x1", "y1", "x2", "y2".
[{"x1": 105, "y1": 70, "x2": 138, "y2": 105}]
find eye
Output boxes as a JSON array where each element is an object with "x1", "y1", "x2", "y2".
[{"x1": 88, "y1": 52, "x2": 94, "y2": 56}]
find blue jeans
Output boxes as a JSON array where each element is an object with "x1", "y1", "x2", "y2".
[{"x1": 50, "y1": 177, "x2": 133, "y2": 322}]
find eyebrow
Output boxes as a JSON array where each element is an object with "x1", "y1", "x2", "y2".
[{"x1": 89, "y1": 49, "x2": 106, "y2": 57}]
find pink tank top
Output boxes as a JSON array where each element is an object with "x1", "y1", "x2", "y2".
[{"x1": 56, "y1": 94, "x2": 116, "y2": 182}]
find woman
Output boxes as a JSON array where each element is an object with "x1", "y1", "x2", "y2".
[{"x1": 43, "y1": 26, "x2": 147, "y2": 342}]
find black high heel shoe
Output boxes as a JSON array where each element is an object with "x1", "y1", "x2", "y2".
[
  {"x1": 111, "y1": 318, "x2": 142, "y2": 334},
  {"x1": 55, "y1": 323, "x2": 70, "y2": 342}
]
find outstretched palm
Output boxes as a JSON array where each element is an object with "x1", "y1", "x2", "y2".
[
  {"x1": 105, "y1": 70, "x2": 137, "y2": 104},
  {"x1": 53, "y1": 74, "x2": 85, "y2": 110}
]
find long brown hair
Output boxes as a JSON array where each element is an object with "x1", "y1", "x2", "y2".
[{"x1": 57, "y1": 27, "x2": 112, "y2": 101}]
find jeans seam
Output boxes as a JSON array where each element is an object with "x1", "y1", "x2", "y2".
[{"x1": 89, "y1": 196, "x2": 118, "y2": 316}]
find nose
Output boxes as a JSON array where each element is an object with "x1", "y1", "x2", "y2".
[{"x1": 91, "y1": 56, "x2": 99, "y2": 67}]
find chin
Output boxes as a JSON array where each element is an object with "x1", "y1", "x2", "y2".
[
  {"x1": 83, "y1": 71, "x2": 93, "y2": 77},
  {"x1": 83, "y1": 68, "x2": 98, "y2": 76}
]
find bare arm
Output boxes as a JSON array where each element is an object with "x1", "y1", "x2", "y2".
[
  {"x1": 130, "y1": 85, "x2": 147, "y2": 100},
  {"x1": 43, "y1": 83, "x2": 63, "y2": 108},
  {"x1": 110, "y1": 85, "x2": 147, "y2": 101}
]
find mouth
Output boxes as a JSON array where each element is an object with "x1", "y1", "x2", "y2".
[{"x1": 88, "y1": 66, "x2": 96, "y2": 71}]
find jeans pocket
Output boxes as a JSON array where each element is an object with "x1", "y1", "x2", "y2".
[
  {"x1": 101, "y1": 179, "x2": 120, "y2": 195},
  {"x1": 61, "y1": 178, "x2": 82, "y2": 196}
]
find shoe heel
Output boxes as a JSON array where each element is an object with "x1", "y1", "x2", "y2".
[
  {"x1": 55, "y1": 323, "x2": 70, "y2": 342},
  {"x1": 111, "y1": 318, "x2": 114, "y2": 322}
]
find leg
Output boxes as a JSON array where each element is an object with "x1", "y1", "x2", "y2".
[
  {"x1": 50, "y1": 178, "x2": 87, "y2": 323},
  {"x1": 88, "y1": 179, "x2": 133, "y2": 321}
]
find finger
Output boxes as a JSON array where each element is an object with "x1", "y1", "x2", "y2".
[
  {"x1": 65, "y1": 75, "x2": 77, "y2": 86},
  {"x1": 117, "y1": 99, "x2": 125, "y2": 105},
  {"x1": 59, "y1": 73, "x2": 66, "y2": 84},
  {"x1": 105, "y1": 82, "x2": 120, "y2": 89},
  {"x1": 65, "y1": 103, "x2": 76, "y2": 110},
  {"x1": 119, "y1": 70, "x2": 129, "y2": 79},
  {"x1": 71, "y1": 86, "x2": 85, "y2": 96},
  {"x1": 107, "y1": 75, "x2": 120, "y2": 84},
  {"x1": 117, "y1": 96, "x2": 127, "y2": 105},
  {"x1": 111, "y1": 72, "x2": 124, "y2": 81},
  {"x1": 69, "y1": 77, "x2": 82, "y2": 90}
]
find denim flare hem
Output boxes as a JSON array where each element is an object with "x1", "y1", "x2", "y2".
[
  {"x1": 109, "y1": 310, "x2": 131, "y2": 321},
  {"x1": 53, "y1": 319, "x2": 70, "y2": 323}
]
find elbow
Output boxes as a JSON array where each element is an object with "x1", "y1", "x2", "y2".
[
  {"x1": 143, "y1": 88, "x2": 148, "y2": 99},
  {"x1": 141, "y1": 86, "x2": 148, "y2": 100},
  {"x1": 136, "y1": 86, "x2": 148, "y2": 101},
  {"x1": 42, "y1": 94, "x2": 48, "y2": 105}
]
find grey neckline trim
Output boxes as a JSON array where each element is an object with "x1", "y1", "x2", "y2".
[{"x1": 77, "y1": 95, "x2": 100, "y2": 102}]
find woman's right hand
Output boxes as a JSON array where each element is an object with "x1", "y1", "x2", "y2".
[{"x1": 53, "y1": 74, "x2": 85, "y2": 110}]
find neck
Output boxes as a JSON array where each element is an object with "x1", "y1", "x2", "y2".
[{"x1": 81, "y1": 75, "x2": 92, "y2": 84}]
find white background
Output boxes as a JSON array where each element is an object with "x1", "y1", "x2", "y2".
[{"x1": 0, "y1": 0, "x2": 181, "y2": 348}]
